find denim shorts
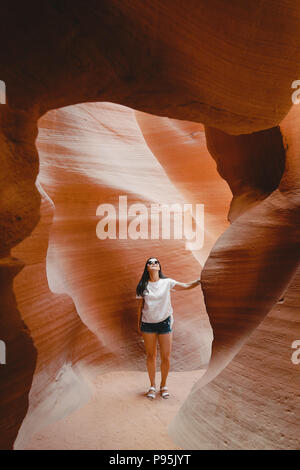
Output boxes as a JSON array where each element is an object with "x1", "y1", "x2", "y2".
[{"x1": 140, "y1": 316, "x2": 172, "y2": 334}]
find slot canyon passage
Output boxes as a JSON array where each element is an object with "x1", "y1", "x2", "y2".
[{"x1": 0, "y1": 1, "x2": 300, "y2": 450}]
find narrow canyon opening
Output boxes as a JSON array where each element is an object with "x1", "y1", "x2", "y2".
[{"x1": 10, "y1": 101, "x2": 234, "y2": 449}]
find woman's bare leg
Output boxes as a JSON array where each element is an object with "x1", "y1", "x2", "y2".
[
  {"x1": 158, "y1": 332, "x2": 172, "y2": 388},
  {"x1": 142, "y1": 332, "x2": 158, "y2": 387}
]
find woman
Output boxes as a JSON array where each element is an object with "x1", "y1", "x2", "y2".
[{"x1": 136, "y1": 257, "x2": 201, "y2": 400}]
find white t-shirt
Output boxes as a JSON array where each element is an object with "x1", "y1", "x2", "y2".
[{"x1": 136, "y1": 277, "x2": 178, "y2": 324}]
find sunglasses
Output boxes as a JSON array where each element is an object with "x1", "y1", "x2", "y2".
[{"x1": 147, "y1": 259, "x2": 159, "y2": 265}]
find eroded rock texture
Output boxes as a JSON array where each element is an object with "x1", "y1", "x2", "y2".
[
  {"x1": 169, "y1": 105, "x2": 300, "y2": 449},
  {"x1": 12, "y1": 103, "x2": 216, "y2": 448},
  {"x1": 0, "y1": 0, "x2": 300, "y2": 450},
  {"x1": 12, "y1": 183, "x2": 115, "y2": 449}
]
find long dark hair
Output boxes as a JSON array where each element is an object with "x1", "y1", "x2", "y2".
[{"x1": 136, "y1": 257, "x2": 168, "y2": 297}]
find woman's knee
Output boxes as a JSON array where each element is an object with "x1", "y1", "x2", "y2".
[
  {"x1": 147, "y1": 352, "x2": 157, "y2": 361},
  {"x1": 160, "y1": 354, "x2": 170, "y2": 363}
]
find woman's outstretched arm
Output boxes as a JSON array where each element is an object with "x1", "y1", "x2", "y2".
[{"x1": 172, "y1": 279, "x2": 201, "y2": 291}]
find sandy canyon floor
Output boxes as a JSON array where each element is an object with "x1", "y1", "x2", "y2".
[{"x1": 23, "y1": 369, "x2": 205, "y2": 450}]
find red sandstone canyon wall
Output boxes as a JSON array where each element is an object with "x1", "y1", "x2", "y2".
[{"x1": 0, "y1": 1, "x2": 299, "y2": 450}]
